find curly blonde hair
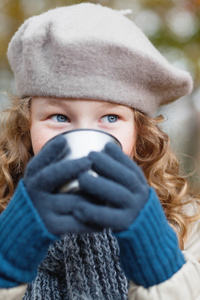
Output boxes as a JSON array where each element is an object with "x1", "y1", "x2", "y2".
[
  {"x1": 133, "y1": 110, "x2": 200, "y2": 248},
  {"x1": 0, "y1": 96, "x2": 33, "y2": 210},
  {"x1": 0, "y1": 96, "x2": 199, "y2": 249}
]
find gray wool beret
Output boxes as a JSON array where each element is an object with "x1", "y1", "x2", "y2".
[{"x1": 7, "y1": 3, "x2": 193, "y2": 116}]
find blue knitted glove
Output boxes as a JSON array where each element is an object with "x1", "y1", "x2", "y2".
[
  {"x1": 23, "y1": 135, "x2": 94, "y2": 235},
  {"x1": 76, "y1": 142, "x2": 150, "y2": 232},
  {"x1": 76, "y1": 142, "x2": 185, "y2": 287},
  {"x1": 0, "y1": 135, "x2": 94, "y2": 287}
]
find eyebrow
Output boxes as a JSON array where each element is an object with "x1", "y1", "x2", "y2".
[
  {"x1": 36, "y1": 97, "x2": 132, "y2": 113},
  {"x1": 35, "y1": 98, "x2": 74, "y2": 112},
  {"x1": 38, "y1": 98, "x2": 62, "y2": 106},
  {"x1": 37, "y1": 98, "x2": 115, "y2": 107}
]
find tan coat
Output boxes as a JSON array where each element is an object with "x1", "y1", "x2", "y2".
[{"x1": 1, "y1": 214, "x2": 200, "y2": 300}]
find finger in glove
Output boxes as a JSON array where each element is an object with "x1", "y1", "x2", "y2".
[
  {"x1": 27, "y1": 157, "x2": 91, "y2": 193},
  {"x1": 78, "y1": 171, "x2": 149, "y2": 231},
  {"x1": 79, "y1": 171, "x2": 134, "y2": 208},
  {"x1": 103, "y1": 142, "x2": 147, "y2": 184},
  {"x1": 25, "y1": 135, "x2": 68, "y2": 177},
  {"x1": 88, "y1": 150, "x2": 148, "y2": 195}
]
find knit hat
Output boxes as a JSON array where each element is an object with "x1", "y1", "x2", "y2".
[{"x1": 7, "y1": 3, "x2": 193, "y2": 116}]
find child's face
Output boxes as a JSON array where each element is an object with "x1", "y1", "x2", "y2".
[{"x1": 30, "y1": 97, "x2": 137, "y2": 157}]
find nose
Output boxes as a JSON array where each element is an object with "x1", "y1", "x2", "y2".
[{"x1": 73, "y1": 120, "x2": 97, "y2": 130}]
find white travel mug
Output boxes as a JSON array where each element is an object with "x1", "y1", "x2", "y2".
[{"x1": 56, "y1": 129, "x2": 121, "y2": 192}]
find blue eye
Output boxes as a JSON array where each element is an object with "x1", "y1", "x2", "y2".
[
  {"x1": 101, "y1": 115, "x2": 118, "y2": 123},
  {"x1": 51, "y1": 114, "x2": 68, "y2": 122}
]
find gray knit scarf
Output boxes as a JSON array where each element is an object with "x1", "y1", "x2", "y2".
[{"x1": 22, "y1": 230, "x2": 128, "y2": 299}]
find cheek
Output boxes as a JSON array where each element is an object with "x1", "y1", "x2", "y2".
[
  {"x1": 30, "y1": 126, "x2": 57, "y2": 155},
  {"x1": 114, "y1": 127, "x2": 136, "y2": 158},
  {"x1": 30, "y1": 133, "x2": 49, "y2": 155},
  {"x1": 120, "y1": 136, "x2": 136, "y2": 157}
]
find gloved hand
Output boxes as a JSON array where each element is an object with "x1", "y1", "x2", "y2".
[
  {"x1": 75, "y1": 142, "x2": 150, "y2": 232},
  {"x1": 23, "y1": 134, "x2": 94, "y2": 236},
  {"x1": 75, "y1": 142, "x2": 185, "y2": 288},
  {"x1": 0, "y1": 134, "x2": 96, "y2": 288}
]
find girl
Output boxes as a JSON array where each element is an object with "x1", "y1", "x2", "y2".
[{"x1": 1, "y1": 3, "x2": 200, "y2": 299}]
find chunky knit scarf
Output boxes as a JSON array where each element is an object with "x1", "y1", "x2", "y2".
[{"x1": 22, "y1": 230, "x2": 128, "y2": 299}]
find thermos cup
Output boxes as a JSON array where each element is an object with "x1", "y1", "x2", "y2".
[{"x1": 54, "y1": 129, "x2": 121, "y2": 192}]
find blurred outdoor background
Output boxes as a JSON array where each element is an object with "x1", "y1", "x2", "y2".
[{"x1": 0, "y1": 0, "x2": 200, "y2": 191}]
